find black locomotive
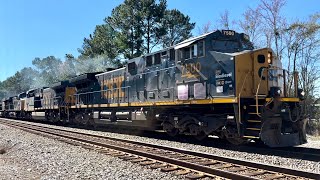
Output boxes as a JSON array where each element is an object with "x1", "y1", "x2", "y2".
[{"x1": 0, "y1": 30, "x2": 307, "y2": 147}]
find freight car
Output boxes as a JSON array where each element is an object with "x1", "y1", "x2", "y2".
[{"x1": 0, "y1": 30, "x2": 307, "y2": 147}]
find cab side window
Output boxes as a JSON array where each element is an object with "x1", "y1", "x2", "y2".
[
  {"x1": 146, "y1": 56, "x2": 152, "y2": 67},
  {"x1": 182, "y1": 41, "x2": 205, "y2": 60},
  {"x1": 170, "y1": 49, "x2": 175, "y2": 61},
  {"x1": 154, "y1": 53, "x2": 161, "y2": 64},
  {"x1": 198, "y1": 41, "x2": 204, "y2": 57},
  {"x1": 184, "y1": 47, "x2": 190, "y2": 59}
]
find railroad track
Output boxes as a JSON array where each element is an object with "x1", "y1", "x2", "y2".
[
  {"x1": 150, "y1": 133, "x2": 320, "y2": 163},
  {"x1": 244, "y1": 143, "x2": 320, "y2": 162},
  {"x1": 0, "y1": 119, "x2": 319, "y2": 180},
  {"x1": 2, "y1": 118, "x2": 319, "y2": 162}
]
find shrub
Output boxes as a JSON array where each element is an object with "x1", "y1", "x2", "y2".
[{"x1": 307, "y1": 119, "x2": 320, "y2": 136}]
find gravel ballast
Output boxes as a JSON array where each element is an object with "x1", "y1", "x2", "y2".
[
  {"x1": 0, "y1": 119, "x2": 319, "y2": 179},
  {"x1": 0, "y1": 123, "x2": 180, "y2": 180}
]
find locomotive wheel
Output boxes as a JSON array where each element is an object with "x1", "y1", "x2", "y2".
[
  {"x1": 194, "y1": 131, "x2": 208, "y2": 141},
  {"x1": 52, "y1": 113, "x2": 60, "y2": 123},
  {"x1": 226, "y1": 137, "x2": 248, "y2": 146},
  {"x1": 80, "y1": 114, "x2": 90, "y2": 126},
  {"x1": 163, "y1": 122, "x2": 179, "y2": 137},
  {"x1": 166, "y1": 128, "x2": 179, "y2": 137},
  {"x1": 89, "y1": 122, "x2": 97, "y2": 129},
  {"x1": 74, "y1": 114, "x2": 82, "y2": 125},
  {"x1": 49, "y1": 115, "x2": 54, "y2": 123},
  {"x1": 47, "y1": 112, "x2": 52, "y2": 122},
  {"x1": 188, "y1": 124, "x2": 201, "y2": 136},
  {"x1": 88, "y1": 116, "x2": 97, "y2": 129}
]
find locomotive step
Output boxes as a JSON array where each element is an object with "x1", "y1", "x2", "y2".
[
  {"x1": 255, "y1": 94, "x2": 267, "y2": 97},
  {"x1": 245, "y1": 123, "x2": 261, "y2": 129},
  {"x1": 243, "y1": 135, "x2": 259, "y2": 139},
  {"x1": 244, "y1": 130, "x2": 260, "y2": 137},
  {"x1": 246, "y1": 127, "x2": 261, "y2": 131},
  {"x1": 247, "y1": 120, "x2": 261, "y2": 123},
  {"x1": 248, "y1": 112, "x2": 261, "y2": 115}
]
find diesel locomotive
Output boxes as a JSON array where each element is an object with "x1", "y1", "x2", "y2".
[{"x1": 0, "y1": 30, "x2": 307, "y2": 147}]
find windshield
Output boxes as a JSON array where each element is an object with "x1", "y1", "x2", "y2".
[
  {"x1": 241, "y1": 39, "x2": 254, "y2": 50},
  {"x1": 212, "y1": 40, "x2": 240, "y2": 53}
]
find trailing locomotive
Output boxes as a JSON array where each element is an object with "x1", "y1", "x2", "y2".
[{"x1": 0, "y1": 30, "x2": 307, "y2": 147}]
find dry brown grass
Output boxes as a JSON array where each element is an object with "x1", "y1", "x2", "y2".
[{"x1": 307, "y1": 119, "x2": 320, "y2": 136}]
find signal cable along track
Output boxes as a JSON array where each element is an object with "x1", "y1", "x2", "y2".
[{"x1": 0, "y1": 119, "x2": 319, "y2": 180}]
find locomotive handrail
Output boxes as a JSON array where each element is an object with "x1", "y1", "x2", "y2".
[
  {"x1": 34, "y1": 96, "x2": 62, "y2": 110},
  {"x1": 142, "y1": 66, "x2": 176, "y2": 75},
  {"x1": 255, "y1": 68, "x2": 266, "y2": 117},
  {"x1": 74, "y1": 86, "x2": 131, "y2": 96},
  {"x1": 72, "y1": 86, "x2": 131, "y2": 106},
  {"x1": 237, "y1": 71, "x2": 250, "y2": 132},
  {"x1": 71, "y1": 86, "x2": 176, "y2": 107}
]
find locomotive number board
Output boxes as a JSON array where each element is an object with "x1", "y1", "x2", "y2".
[{"x1": 222, "y1": 30, "x2": 235, "y2": 36}]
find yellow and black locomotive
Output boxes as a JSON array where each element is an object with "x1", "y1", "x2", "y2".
[{"x1": 0, "y1": 30, "x2": 307, "y2": 147}]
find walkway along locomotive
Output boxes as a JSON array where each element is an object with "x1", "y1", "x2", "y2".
[{"x1": 0, "y1": 30, "x2": 307, "y2": 147}]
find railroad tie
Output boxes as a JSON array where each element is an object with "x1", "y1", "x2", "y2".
[
  {"x1": 160, "y1": 165, "x2": 179, "y2": 172},
  {"x1": 129, "y1": 157, "x2": 147, "y2": 163},
  {"x1": 227, "y1": 167, "x2": 247, "y2": 172},
  {"x1": 185, "y1": 172, "x2": 205, "y2": 179},
  {"x1": 139, "y1": 160, "x2": 157, "y2": 166},
  {"x1": 264, "y1": 174, "x2": 286, "y2": 180},
  {"x1": 174, "y1": 169, "x2": 191, "y2": 175},
  {"x1": 150, "y1": 163, "x2": 168, "y2": 169},
  {"x1": 244, "y1": 170, "x2": 266, "y2": 176},
  {"x1": 197, "y1": 160, "x2": 219, "y2": 166}
]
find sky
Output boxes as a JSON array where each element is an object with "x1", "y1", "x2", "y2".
[{"x1": 0, "y1": 0, "x2": 319, "y2": 81}]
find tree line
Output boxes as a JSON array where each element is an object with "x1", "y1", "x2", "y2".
[
  {"x1": 78, "y1": 0, "x2": 195, "y2": 60},
  {"x1": 0, "y1": 0, "x2": 195, "y2": 97},
  {"x1": 1, "y1": 0, "x2": 320, "y2": 133}
]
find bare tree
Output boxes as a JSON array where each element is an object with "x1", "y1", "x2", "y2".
[
  {"x1": 197, "y1": 21, "x2": 213, "y2": 35},
  {"x1": 283, "y1": 20, "x2": 305, "y2": 95},
  {"x1": 217, "y1": 10, "x2": 236, "y2": 30},
  {"x1": 298, "y1": 37, "x2": 320, "y2": 115},
  {"x1": 282, "y1": 14, "x2": 320, "y2": 96},
  {"x1": 238, "y1": 7, "x2": 263, "y2": 48},
  {"x1": 237, "y1": 0, "x2": 286, "y2": 51},
  {"x1": 258, "y1": 0, "x2": 286, "y2": 61}
]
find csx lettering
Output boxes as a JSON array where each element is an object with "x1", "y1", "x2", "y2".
[
  {"x1": 181, "y1": 62, "x2": 201, "y2": 78},
  {"x1": 101, "y1": 76, "x2": 125, "y2": 99}
]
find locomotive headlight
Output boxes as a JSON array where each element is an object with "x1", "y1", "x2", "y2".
[
  {"x1": 267, "y1": 52, "x2": 272, "y2": 64},
  {"x1": 277, "y1": 89, "x2": 281, "y2": 95},
  {"x1": 298, "y1": 88, "x2": 305, "y2": 100}
]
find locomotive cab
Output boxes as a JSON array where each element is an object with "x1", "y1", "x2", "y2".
[{"x1": 234, "y1": 45, "x2": 306, "y2": 147}]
